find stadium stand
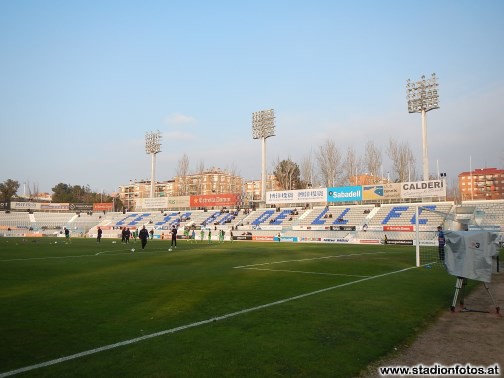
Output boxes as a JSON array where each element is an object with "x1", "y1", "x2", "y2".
[
  {"x1": 461, "y1": 200, "x2": 504, "y2": 230},
  {"x1": 367, "y1": 202, "x2": 454, "y2": 227},
  {"x1": 0, "y1": 212, "x2": 32, "y2": 229},
  {"x1": 297, "y1": 205, "x2": 374, "y2": 228},
  {"x1": 2, "y1": 201, "x2": 501, "y2": 244}
]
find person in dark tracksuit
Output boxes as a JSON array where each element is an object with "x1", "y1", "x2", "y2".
[
  {"x1": 139, "y1": 225, "x2": 149, "y2": 250},
  {"x1": 171, "y1": 225, "x2": 177, "y2": 248},
  {"x1": 437, "y1": 226, "x2": 446, "y2": 262}
]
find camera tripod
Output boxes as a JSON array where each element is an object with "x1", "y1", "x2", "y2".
[{"x1": 450, "y1": 276, "x2": 500, "y2": 314}]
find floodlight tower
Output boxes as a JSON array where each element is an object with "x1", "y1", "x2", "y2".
[
  {"x1": 145, "y1": 130, "x2": 162, "y2": 198},
  {"x1": 252, "y1": 109, "x2": 276, "y2": 203},
  {"x1": 406, "y1": 73, "x2": 439, "y2": 181}
]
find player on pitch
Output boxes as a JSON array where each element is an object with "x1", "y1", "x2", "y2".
[{"x1": 437, "y1": 225, "x2": 446, "y2": 263}]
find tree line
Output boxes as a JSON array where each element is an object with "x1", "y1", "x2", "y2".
[
  {"x1": 171, "y1": 138, "x2": 419, "y2": 193},
  {"x1": 0, "y1": 137, "x2": 428, "y2": 203},
  {"x1": 0, "y1": 179, "x2": 119, "y2": 206},
  {"x1": 273, "y1": 138, "x2": 418, "y2": 190}
]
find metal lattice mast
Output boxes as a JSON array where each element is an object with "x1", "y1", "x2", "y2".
[
  {"x1": 252, "y1": 109, "x2": 276, "y2": 203},
  {"x1": 145, "y1": 130, "x2": 162, "y2": 198},
  {"x1": 406, "y1": 73, "x2": 440, "y2": 181}
]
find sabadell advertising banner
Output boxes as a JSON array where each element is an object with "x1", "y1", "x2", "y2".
[{"x1": 327, "y1": 186, "x2": 362, "y2": 202}]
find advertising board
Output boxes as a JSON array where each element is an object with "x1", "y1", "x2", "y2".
[
  {"x1": 266, "y1": 188, "x2": 327, "y2": 204},
  {"x1": 401, "y1": 180, "x2": 446, "y2": 198},
  {"x1": 327, "y1": 186, "x2": 362, "y2": 202}
]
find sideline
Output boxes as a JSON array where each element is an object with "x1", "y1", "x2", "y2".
[
  {"x1": 0, "y1": 265, "x2": 416, "y2": 377},
  {"x1": 0, "y1": 250, "x2": 161, "y2": 262}
]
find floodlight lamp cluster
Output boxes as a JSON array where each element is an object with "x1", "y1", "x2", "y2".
[
  {"x1": 406, "y1": 73, "x2": 439, "y2": 113},
  {"x1": 252, "y1": 109, "x2": 276, "y2": 139},
  {"x1": 145, "y1": 130, "x2": 162, "y2": 154}
]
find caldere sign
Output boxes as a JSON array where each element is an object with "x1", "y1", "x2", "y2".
[{"x1": 401, "y1": 180, "x2": 445, "y2": 198}]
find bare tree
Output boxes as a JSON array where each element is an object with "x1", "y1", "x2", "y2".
[
  {"x1": 25, "y1": 180, "x2": 40, "y2": 199},
  {"x1": 316, "y1": 139, "x2": 342, "y2": 187},
  {"x1": 225, "y1": 163, "x2": 240, "y2": 193},
  {"x1": 273, "y1": 157, "x2": 301, "y2": 190},
  {"x1": 363, "y1": 141, "x2": 382, "y2": 183},
  {"x1": 300, "y1": 150, "x2": 317, "y2": 188},
  {"x1": 343, "y1": 147, "x2": 362, "y2": 185},
  {"x1": 196, "y1": 160, "x2": 205, "y2": 195},
  {"x1": 387, "y1": 138, "x2": 416, "y2": 182},
  {"x1": 176, "y1": 153, "x2": 190, "y2": 196},
  {"x1": 447, "y1": 177, "x2": 460, "y2": 203}
]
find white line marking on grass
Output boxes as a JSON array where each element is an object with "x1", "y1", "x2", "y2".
[
  {"x1": 0, "y1": 265, "x2": 415, "y2": 378},
  {"x1": 0, "y1": 255, "x2": 105, "y2": 262},
  {"x1": 239, "y1": 267, "x2": 370, "y2": 278},
  {"x1": 0, "y1": 250, "x2": 159, "y2": 262},
  {"x1": 0, "y1": 252, "x2": 130, "y2": 262},
  {"x1": 233, "y1": 251, "x2": 386, "y2": 269}
]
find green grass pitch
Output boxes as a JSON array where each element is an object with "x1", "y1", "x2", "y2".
[{"x1": 0, "y1": 237, "x2": 458, "y2": 377}]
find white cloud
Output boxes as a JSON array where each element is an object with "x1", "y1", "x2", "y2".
[
  {"x1": 163, "y1": 113, "x2": 196, "y2": 126},
  {"x1": 162, "y1": 131, "x2": 194, "y2": 141}
]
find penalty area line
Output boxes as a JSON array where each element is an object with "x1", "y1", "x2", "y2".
[
  {"x1": 0, "y1": 265, "x2": 415, "y2": 378},
  {"x1": 233, "y1": 251, "x2": 386, "y2": 269},
  {"x1": 239, "y1": 267, "x2": 371, "y2": 278}
]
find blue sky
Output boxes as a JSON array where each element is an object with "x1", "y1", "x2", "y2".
[{"x1": 1, "y1": 0, "x2": 503, "y2": 195}]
